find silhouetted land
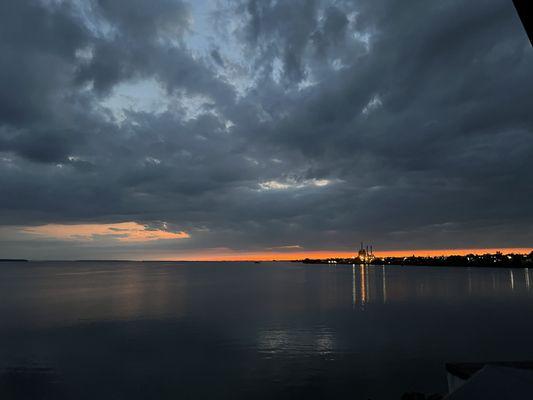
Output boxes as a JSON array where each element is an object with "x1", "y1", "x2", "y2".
[
  {"x1": 0, "y1": 259, "x2": 28, "y2": 262},
  {"x1": 299, "y1": 252, "x2": 533, "y2": 268}
]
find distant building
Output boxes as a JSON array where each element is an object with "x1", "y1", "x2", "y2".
[{"x1": 357, "y1": 242, "x2": 375, "y2": 264}]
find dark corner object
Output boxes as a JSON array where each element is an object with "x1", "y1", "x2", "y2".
[
  {"x1": 445, "y1": 361, "x2": 533, "y2": 399},
  {"x1": 513, "y1": 0, "x2": 533, "y2": 45}
]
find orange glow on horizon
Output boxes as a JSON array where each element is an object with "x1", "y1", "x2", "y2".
[{"x1": 152, "y1": 247, "x2": 533, "y2": 262}]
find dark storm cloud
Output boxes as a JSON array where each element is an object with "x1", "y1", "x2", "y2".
[
  {"x1": 0, "y1": 1, "x2": 90, "y2": 125},
  {"x1": 74, "y1": 0, "x2": 236, "y2": 104},
  {"x1": 0, "y1": 0, "x2": 532, "y2": 258},
  {"x1": 225, "y1": 0, "x2": 533, "y2": 247},
  {"x1": 210, "y1": 48, "x2": 225, "y2": 67}
]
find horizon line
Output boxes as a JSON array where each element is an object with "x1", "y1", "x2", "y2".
[{"x1": 7, "y1": 247, "x2": 533, "y2": 262}]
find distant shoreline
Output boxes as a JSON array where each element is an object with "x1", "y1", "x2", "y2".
[
  {"x1": 298, "y1": 251, "x2": 533, "y2": 269},
  {"x1": 2, "y1": 252, "x2": 533, "y2": 268}
]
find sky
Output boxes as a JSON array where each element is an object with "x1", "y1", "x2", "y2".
[{"x1": 0, "y1": 0, "x2": 532, "y2": 260}]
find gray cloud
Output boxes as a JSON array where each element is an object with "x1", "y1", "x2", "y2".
[{"x1": 0, "y1": 0, "x2": 532, "y2": 259}]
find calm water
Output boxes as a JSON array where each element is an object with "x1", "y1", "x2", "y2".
[{"x1": 1, "y1": 262, "x2": 533, "y2": 399}]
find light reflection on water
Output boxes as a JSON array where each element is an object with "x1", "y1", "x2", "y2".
[
  {"x1": 1, "y1": 261, "x2": 533, "y2": 399},
  {"x1": 257, "y1": 326, "x2": 336, "y2": 358},
  {"x1": 346, "y1": 264, "x2": 532, "y2": 310}
]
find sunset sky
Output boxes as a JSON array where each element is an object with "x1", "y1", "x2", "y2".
[{"x1": 0, "y1": 0, "x2": 532, "y2": 260}]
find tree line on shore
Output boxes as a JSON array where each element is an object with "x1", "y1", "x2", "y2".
[{"x1": 299, "y1": 251, "x2": 533, "y2": 268}]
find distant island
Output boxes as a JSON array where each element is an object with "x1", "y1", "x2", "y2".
[
  {"x1": 298, "y1": 251, "x2": 533, "y2": 268},
  {"x1": 0, "y1": 259, "x2": 28, "y2": 262}
]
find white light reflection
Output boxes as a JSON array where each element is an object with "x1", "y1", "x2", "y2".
[
  {"x1": 382, "y1": 265, "x2": 387, "y2": 304},
  {"x1": 352, "y1": 264, "x2": 388, "y2": 309},
  {"x1": 361, "y1": 265, "x2": 367, "y2": 307},
  {"x1": 352, "y1": 264, "x2": 356, "y2": 309},
  {"x1": 256, "y1": 328, "x2": 336, "y2": 358}
]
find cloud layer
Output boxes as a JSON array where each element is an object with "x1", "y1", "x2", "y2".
[{"x1": 1, "y1": 0, "x2": 532, "y2": 259}]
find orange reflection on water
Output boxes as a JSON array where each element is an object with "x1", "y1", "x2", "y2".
[{"x1": 361, "y1": 265, "x2": 367, "y2": 306}]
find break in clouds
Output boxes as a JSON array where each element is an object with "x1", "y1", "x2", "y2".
[{"x1": 0, "y1": 0, "x2": 532, "y2": 259}]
